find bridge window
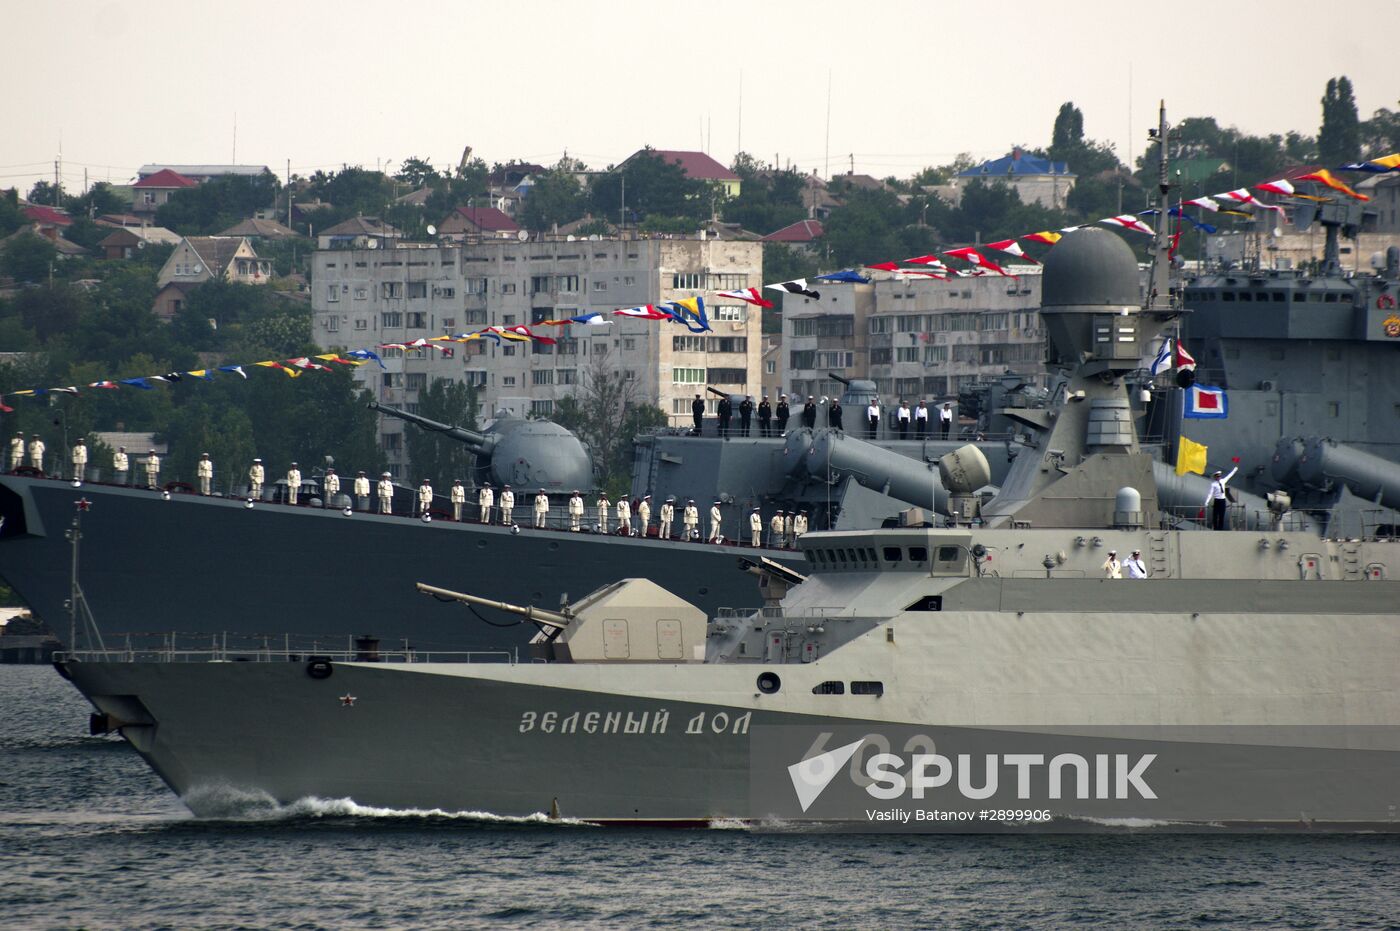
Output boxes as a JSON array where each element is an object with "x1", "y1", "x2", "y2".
[
  {"x1": 936, "y1": 546, "x2": 960, "y2": 562},
  {"x1": 851, "y1": 681, "x2": 885, "y2": 696},
  {"x1": 908, "y1": 547, "x2": 928, "y2": 562},
  {"x1": 812, "y1": 681, "x2": 845, "y2": 695},
  {"x1": 883, "y1": 547, "x2": 902, "y2": 562}
]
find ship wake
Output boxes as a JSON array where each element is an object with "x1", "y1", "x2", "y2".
[{"x1": 180, "y1": 785, "x2": 594, "y2": 827}]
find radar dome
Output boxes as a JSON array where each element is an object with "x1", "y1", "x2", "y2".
[{"x1": 1041, "y1": 228, "x2": 1141, "y2": 307}]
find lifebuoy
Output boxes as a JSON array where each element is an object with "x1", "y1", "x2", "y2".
[
  {"x1": 1379, "y1": 293, "x2": 1397, "y2": 310},
  {"x1": 306, "y1": 657, "x2": 334, "y2": 679}
]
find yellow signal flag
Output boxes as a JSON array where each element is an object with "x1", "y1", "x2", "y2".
[{"x1": 1176, "y1": 436, "x2": 1208, "y2": 476}]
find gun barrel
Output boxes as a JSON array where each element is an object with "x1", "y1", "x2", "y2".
[
  {"x1": 368, "y1": 401, "x2": 493, "y2": 454},
  {"x1": 416, "y1": 583, "x2": 571, "y2": 630},
  {"x1": 705, "y1": 386, "x2": 730, "y2": 398},
  {"x1": 827, "y1": 372, "x2": 852, "y2": 386}
]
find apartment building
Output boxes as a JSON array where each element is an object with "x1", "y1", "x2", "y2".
[
  {"x1": 310, "y1": 236, "x2": 763, "y2": 478},
  {"x1": 783, "y1": 271, "x2": 1047, "y2": 402}
]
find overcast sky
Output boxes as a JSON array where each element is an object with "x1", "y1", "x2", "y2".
[{"x1": 5, "y1": 0, "x2": 1393, "y2": 195}]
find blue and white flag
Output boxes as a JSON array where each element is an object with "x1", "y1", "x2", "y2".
[
  {"x1": 218, "y1": 365, "x2": 248, "y2": 379},
  {"x1": 569, "y1": 312, "x2": 611, "y2": 326},
  {"x1": 815, "y1": 269, "x2": 871, "y2": 284},
  {"x1": 1150, "y1": 338, "x2": 1174, "y2": 376},
  {"x1": 346, "y1": 349, "x2": 385, "y2": 368},
  {"x1": 1184, "y1": 384, "x2": 1228, "y2": 419}
]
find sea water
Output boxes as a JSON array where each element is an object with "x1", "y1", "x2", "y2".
[{"x1": 4, "y1": 667, "x2": 1399, "y2": 930}]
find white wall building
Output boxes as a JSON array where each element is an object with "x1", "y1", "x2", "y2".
[
  {"x1": 311, "y1": 236, "x2": 763, "y2": 478},
  {"x1": 783, "y1": 271, "x2": 1047, "y2": 402}
]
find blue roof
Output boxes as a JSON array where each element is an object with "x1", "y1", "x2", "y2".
[{"x1": 959, "y1": 151, "x2": 1071, "y2": 178}]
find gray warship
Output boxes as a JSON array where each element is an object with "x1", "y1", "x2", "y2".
[{"x1": 56, "y1": 110, "x2": 1400, "y2": 825}]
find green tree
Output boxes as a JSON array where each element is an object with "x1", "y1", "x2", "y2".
[
  {"x1": 64, "y1": 217, "x2": 106, "y2": 251},
  {"x1": 588, "y1": 148, "x2": 709, "y2": 226},
  {"x1": 720, "y1": 161, "x2": 806, "y2": 235},
  {"x1": 1051, "y1": 102, "x2": 1085, "y2": 151},
  {"x1": 155, "y1": 171, "x2": 281, "y2": 234},
  {"x1": 67, "y1": 182, "x2": 127, "y2": 219},
  {"x1": 26, "y1": 180, "x2": 63, "y2": 206},
  {"x1": 395, "y1": 156, "x2": 440, "y2": 188},
  {"x1": 519, "y1": 168, "x2": 587, "y2": 232},
  {"x1": 1318, "y1": 76, "x2": 1360, "y2": 165},
  {"x1": 0, "y1": 188, "x2": 23, "y2": 236},
  {"x1": 1361, "y1": 103, "x2": 1400, "y2": 156},
  {"x1": 552, "y1": 361, "x2": 665, "y2": 496},
  {"x1": 402, "y1": 377, "x2": 479, "y2": 492},
  {"x1": 15, "y1": 283, "x2": 88, "y2": 342},
  {"x1": 0, "y1": 232, "x2": 57, "y2": 284}
]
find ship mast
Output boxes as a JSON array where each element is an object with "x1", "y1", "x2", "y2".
[{"x1": 1145, "y1": 100, "x2": 1174, "y2": 314}]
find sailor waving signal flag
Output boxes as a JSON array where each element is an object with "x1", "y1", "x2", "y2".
[
  {"x1": 715, "y1": 287, "x2": 774, "y2": 308},
  {"x1": 766, "y1": 279, "x2": 820, "y2": 300}
]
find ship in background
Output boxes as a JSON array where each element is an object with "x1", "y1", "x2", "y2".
[{"x1": 5, "y1": 142, "x2": 1400, "y2": 650}]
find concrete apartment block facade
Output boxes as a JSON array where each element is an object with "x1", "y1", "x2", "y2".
[
  {"x1": 784, "y1": 271, "x2": 1048, "y2": 403},
  {"x1": 310, "y1": 237, "x2": 763, "y2": 478}
]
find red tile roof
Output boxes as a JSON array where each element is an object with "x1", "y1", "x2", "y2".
[
  {"x1": 133, "y1": 168, "x2": 198, "y2": 189},
  {"x1": 454, "y1": 206, "x2": 519, "y2": 232},
  {"x1": 638, "y1": 150, "x2": 741, "y2": 182},
  {"x1": 21, "y1": 205, "x2": 72, "y2": 226},
  {"x1": 763, "y1": 219, "x2": 823, "y2": 243}
]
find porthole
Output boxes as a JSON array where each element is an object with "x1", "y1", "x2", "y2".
[{"x1": 757, "y1": 671, "x2": 781, "y2": 694}]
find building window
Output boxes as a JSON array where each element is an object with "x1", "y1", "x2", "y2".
[
  {"x1": 558, "y1": 275, "x2": 580, "y2": 292},
  {"x1": 814, "y1": 351, "x2": 853, "y2": 369},
  {"x1": 354, "y1": 318, "x2": 367, "y2": 330},
  {"x1": 381, "y1": 433, "x2": 402, "y2": 451},
  {"x1": 709, "y1": 273, "x2": 748, "y2": 290},
  {"x1": 354, "y1": 288, "x2": 367, "y2": 300},
  {"x1": 381, "y1": 282, "x2": 403, "y2": 299},
  {"x1": 715, "y1": 305, "x2": 746, "y2": 322},
  {"x1": 530, "y1": 400, "x2": 555, "y2": 417},
  {"x1": 707, "y1": 336, "x2": 747, "y2": 353},
  {"x1": 869, "y1": 317, "x2": 892, "y2": 334},
  {"x1": 326, "y1": 285, "x2": 339, "y2": 303},
  {"x1": 623, "y1": 338, "x2": 636, "y2": 350},
  {"x1": 502, "y1": 345, "x2": 516, "y2": 356},
  {"x1": 623, "y1": 275, "x2": 636, "y2": 286},
  {"x1": 439, "y1": 287, "x2": 455, "y2": 299},
  {"x1": 502, "y1": 282, "x2": 517, "y2": 294},
  {"x1": 503, "y1": 376, "x2": 516, "y2": 387},
  {"x1": 464, "y1": 370, "x2": 487, "y2": 387},
  {"x1": 407, "y1": 282, "x2": 427, "y2": 299},
  {"x1": 325, "y1": 316, "x2": 340, "y2": 332},
  {"x1": 405, "y1": 373, "x2": 427, "y2": 391},
  {"x1": 592, "y1": 280, "x2": 607, "y2": 292},
  {"x1": 896, "y1": 347, "x2": 919, "y2": 363},
  {"x1": 532, "y1": 370, "x2": 554, "y2": 385},
  {"x1": 466, "y1": 309, "x2": 487, "y2": 325},
  {"x1": 381, "y1": 311, "x2": 403, "y2": 328},
  {"x1": 502, "y1": 314, "x2": 516, "y2": 326},
  {"x1": 405, "y1": 312, "x2": 427, "y2": 329},
  {"x1": 531, "y1": 275, "x2": 551, "y2": 294},
  {"x1": 673, "y1": 367, "x2": 705, "y2": 384},
  {"x1": 558, "y1": 369, "x2": 576, "y2": 385},
  {"x1": 673, "y1": 335, "x2": 707, "y2": 353},
  {"x1": 442, "y1": 317, "x2": 455, "y2": 330},
  {"x1": 870, "y1": 348, "x2": 892, "y2": 365},
  {"x1": 708, "y1": 368, "x2": 746, "y2": 385},
  {"x1": 672, "y1": 272, "x2": 702, "y2": 289},
  {"x1": 765, "y1": 360, "x2": 776, "y2": 375},
  {"x1": 381, "y1": 372, "x2": 402, "y2": 388},
  {"x1": 466, "y1": 278, "x2": 487, "y2": 294}
]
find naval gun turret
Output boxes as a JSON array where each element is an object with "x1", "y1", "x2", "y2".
[
  {"x1": 828, "y1": 372, "x2": 878, "y2": 410},
  {"x1": 369, "y1": 402, "x2": 594, "y2": 492}
]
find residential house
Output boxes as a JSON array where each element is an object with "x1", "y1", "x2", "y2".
[
  {"x1": 151, "y1": 235, "x2": 271, "y2": 320},
  {"x1": 438, "y1": 206, "x2": 521, "y2": 241},
  {"x1": 625, "y1": 150, "x2": 742, "y2": 199},
  {"x1": 97, "y1": 225, "x2": 181, "y2": 260},
  {"x1": 217, "y1": 217, "x2": 300, "y2": 240},
  {"x1": 131, "y1": 169, "x2": 197, "y2": 219},
  {"x1": 137, "y1": 164, "x2": 270, "y2": 184},
  {"x1": 763, "y1": 219, "x2": 823, "y2": 254},
  {"x1": 2, "y1": 224, "x2": 88, "y2": 259},
  {"x1": 316, "y1": 217, "x2": 401, "y2": 250},
  {"x1": 945, "y1": 149, "x2": 1076, "y2": 210}
]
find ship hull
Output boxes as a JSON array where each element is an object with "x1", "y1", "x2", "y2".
[
  {"x1": 61, "y1": 593, "x2": 1400, "y2": 827},
  {"x1": 0, "y1": 475, "x2": 803, "y2": 652}
]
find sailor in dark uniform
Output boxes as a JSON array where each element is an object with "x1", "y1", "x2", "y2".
[
  {"x1": 692, "y1": 394, "x2": 704, "y2": 436},
  {"x1": 739, "y1": 395, "x2": 753, "y2": 436},
  {"x1": 802, "y1": 396, "x2": 817, "y2": 429},
  {"x1": 757, "y1": 396, "x2": 772, "y2": 437},
  {"x1": 717, "y1": 395, "x2": 733, "y2": 438},
  {"x1": 775, "y1": 395, "x2": 790, "y2": 433}
]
